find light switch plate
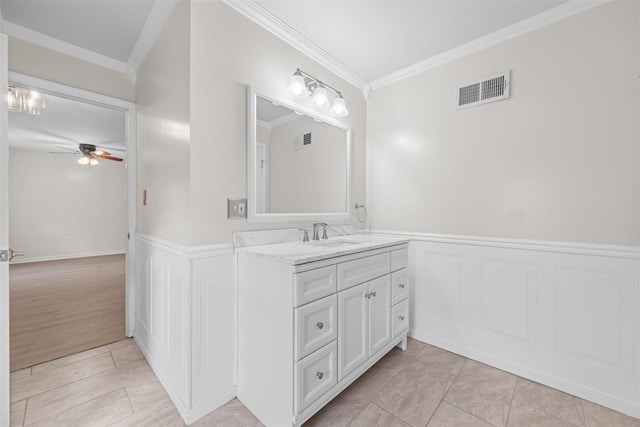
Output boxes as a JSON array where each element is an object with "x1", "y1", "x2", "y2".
[{"x1": 228, "y1": 198, "x2": 247, "y2": 219}]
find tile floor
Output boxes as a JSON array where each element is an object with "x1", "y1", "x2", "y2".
[{"x1": 9, "y1": 337, "x2": 640, "y2": 427}]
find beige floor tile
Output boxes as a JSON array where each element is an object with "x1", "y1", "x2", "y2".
[
  {"x1": 24, "y1": 359, "x2": 154, "y2": 425},
  {"x1": 29, "y1": 388, "x2": 133, "y2": 427},
  {"x1": 513, "y1": 378, "x2": 585, "y2": 426},
  {"x1": 125, "y1": 376, "x2": 169, "y2": 412},
  {"x1": 415, "y1": 344, "x2": 467, "y2": 375},
  {"x1": 349, "y1": 403, "x2": 409, "y2": 427},
  {"x1": 582, "y1": 400, "x2": 640, "y2": 427},
  {"x1": 192, "y1": 400, "x2": 263, "y2": 427},
  {"x1": 404, "y1": 337, "x2": 427, "y2": 358},
  {"x1": 507, "y1": 398, "x2": 579, "y2": 427},
  {"x1": 110, "y1": 397, "x2": 186, "y2": 427},
  {"x1": 375, "y1": 359, "x2": 456, "y2": 427},
  {"x1": 367, "y1": 348, "x2": 409, "y2": 378},
  {"x1": 304, "y1": 396, "x2": 367, "y2": 427},
  {"x1": 444, "y1": 360, "x2": 517, "y2": 427},
  {"x1": 10, "y1": 399, "x2": 26, "y2": 427},
  {"x1": 109, "y1": 339, "x2": 144, "y2": 366},
  {"x1": 11, "y1": 352, "x2": 115, "y2": 403},
  {"x1": 427, "y1": 402, "x2": 493, "y2": 427},
  {"x1": 340, "y1": 366, "x2": 394, "y2": 404},
  {"x1": 31, "y1": 344, "x2": 111, "y2": 375},
  {"x1": 10, "y1": 368, "x2": 32, "y2": 382}
]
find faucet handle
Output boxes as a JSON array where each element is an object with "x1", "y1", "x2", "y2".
[
  {"x1": 299, "y1": 228, "x2": 310, "y2": 242},
  {"x1": 321, "y1": 225, "x2": 328, "y2": 240}
]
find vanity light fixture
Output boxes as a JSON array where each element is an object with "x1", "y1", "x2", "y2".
[
  {"x1": 7, "y1": 85, "x2": 46, "y2": 115},
  {"x1": 288, "y1": 69, "x2": 349, "y2": 117}
]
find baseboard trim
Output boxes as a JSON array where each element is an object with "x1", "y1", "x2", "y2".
[
  {"x1": 370, "y1": 230, "x2": 640, "y2": 259},
  {"x1": 184, "y1": 387, "x2": 237, "y2": 424}
]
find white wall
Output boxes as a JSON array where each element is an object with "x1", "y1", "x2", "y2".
[
  {"x1": 189, "y1": 1, "x2": 367, "y2": 245},
  {"x1": 269, "y1": 116, "x2": 347, "y2": 213},
  {"x1": 136, "y1": 0, "x2": 191, "y2": 246},
  {"x1": 9, "y1": 149, "x2": 126, "y2": 262},
  {"x1": 8, "y1": 37, "x2": 134, "y2": 102},
  {"x1": 367, "y1": 1, "x2": 640, "y2": 246}
]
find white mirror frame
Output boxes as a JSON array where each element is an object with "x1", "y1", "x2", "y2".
[{"x1": 247, "y1": 85, "x2": 352, "y2": 223}]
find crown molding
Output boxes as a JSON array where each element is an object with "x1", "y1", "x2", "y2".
[
  {"x1": 222, "y1": 0, "x2": 369, "y2": 92},
  {"x1": 3, "y1": 21, "x2": 129, "y2": 75},
  {"x1": 370, "y1": 0, "x2": 609, "y2": 90},
  {"x1": 126, "y1": 0, "x2": 178, "y2": 84}
]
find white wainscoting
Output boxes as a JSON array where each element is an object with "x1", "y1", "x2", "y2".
[
  {"x1": 134, "y1": 234, "x2": 236, "y2": 424},
  {"x1": 373, "y1": 231, "x2": 640, "y2": 418}
]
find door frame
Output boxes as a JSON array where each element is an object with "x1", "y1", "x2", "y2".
[
  {"x1": 7, "y1": 72, "x2": 137, "y2": 337},
  {"x1": 1, "y1": 32, "x2": 10, "y2": 427}
]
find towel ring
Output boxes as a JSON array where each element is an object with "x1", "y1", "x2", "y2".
[{"x1": 355, "y1": 203, "x2": 368, "y2": 223}]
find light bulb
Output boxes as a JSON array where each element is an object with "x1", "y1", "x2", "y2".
[
  {"x1": 78, "y1": 156, "x2": 90, "y2": 165},
  {"x1": 288, "y1": 71, "x2": 307, "y2": 97},
  {"x1": 312, "y1": 85, "x2": 329, "y2": 108},
  {"x1": 331, "y1": 95, "x2": 349, "y2": 117},
  {"x1": 90, "y1": 158, "x2": 99, "y2": 166}
]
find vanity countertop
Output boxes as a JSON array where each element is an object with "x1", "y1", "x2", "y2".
[{"x1": 235, "y1": 233, "x2": 409, "y2": 265}]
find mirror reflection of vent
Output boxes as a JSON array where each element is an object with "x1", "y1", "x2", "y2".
[
  {"x1": 456, "y1": 70, "x2": 510, "y2": 110},
  {"x1": 293, "y1": 132, "x2": 312, "y2": 150}
]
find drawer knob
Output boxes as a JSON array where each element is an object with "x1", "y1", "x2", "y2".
[
  {"x1": 399, "y1": 283, "x2": 405, "y2": 289},
  {"x1": 316, "y1": 322, "x2": 324, "y2": 330},
  {"x1": 399, "y1": 315, "x2": 405, "y2": 321},
  {"x1": 371, "y1": 291, "x2": 376, "y2": 297},
  {"x1": 316, "y1": 371, "x2": 324, "y2": 380}
]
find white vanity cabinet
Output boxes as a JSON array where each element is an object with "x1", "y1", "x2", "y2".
[{"x1": 236, "y1": 240, "x2": 409, "y2": 426}]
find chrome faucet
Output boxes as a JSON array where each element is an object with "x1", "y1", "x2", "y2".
[{"x1": 313, "y1": 223, "x2": 329, "y2": 240}]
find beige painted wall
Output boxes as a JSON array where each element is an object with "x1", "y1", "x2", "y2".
[
  {"x1": 8, "y1": 37, "x2": 134, "y2": 102},
  {"x1": 269, "y1": 116, "x2": 348, "y2": 213},
  {"x1": 189, "y1": 1, "x2": 367, "y2": 245},
  {"x1": 9, "y1": 149, "x2": 126, "y2": 261},
  {"x1": 136, "y1": 0, "x2": 191, "y2": 245},
  {"x1": 367, "y1": 1, "x2": 640, "y2": 246}
]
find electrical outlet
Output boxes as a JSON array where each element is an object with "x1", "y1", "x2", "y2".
[{"x1": 228, "y1": 198, "x2": 247, "y2": 219}]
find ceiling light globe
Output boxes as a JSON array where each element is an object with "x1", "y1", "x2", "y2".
[
  {"x1": 90, "y1": 158, "x2": 99, "y2": 166},
  {"x1": 288, "y1": 72, "x2": 307, "y2": 97},
  {"x1": 312, "y1": 85, "x2": 329, "y2": 108},
  {"x1": 78, "y1": 156, "x2": 90, "y2": 165},
  {"x1": 331, "y1": 95, "x2": 349, "y2": 117}
]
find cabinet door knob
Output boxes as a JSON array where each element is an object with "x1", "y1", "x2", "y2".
[
  {"x1": 364, "y1": 292, "x2": 370, "y2": 299},
  {"x1": 399, "y1": 315, "x2": 405, "y2": 321},
  {"x1": 316, "y1": 371, "x2": 324, "y2": 380},
  {"x1": 399, "y1": 283, "x2": 405, "y2": 289},
  {"x1": 371, "y1": 291, "x2": 376, "y2": 297},
  {"x1": 316, "y1": 322, "x2": 324, "y2": 330}
]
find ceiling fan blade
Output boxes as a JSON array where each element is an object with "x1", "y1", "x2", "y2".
[
  {"x1": 91, "y1": 150, "x2": 111, "y2": 156},
  {"x1": 56, "y1": 145, "x2": 80, "y2": 153},
  {"x1": 93, "y1": 153, "x2": 123, "y2": 162}
]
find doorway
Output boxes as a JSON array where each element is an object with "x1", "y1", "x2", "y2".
[{"x1": 3, "y1": 71, "x2": 136, "y2": 375}]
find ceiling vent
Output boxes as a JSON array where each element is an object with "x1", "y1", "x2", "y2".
[{"x1": 456, "y1": 70, "x2": 510, "y2": 110}]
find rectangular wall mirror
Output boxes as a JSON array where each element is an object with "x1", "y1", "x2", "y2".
[{"x1": 247, "y1": 86, "x2": 351, "y2": 222}]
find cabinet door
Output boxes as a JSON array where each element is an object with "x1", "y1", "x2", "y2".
[
  {"x1": 337, "y1": 282, "x2": 368, "y2": 381},
  {"x1": 368, "y1": 275, "x2": 391, "y2": 356}
]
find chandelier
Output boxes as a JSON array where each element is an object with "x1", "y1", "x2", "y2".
[{"x1": 7, "y1": 86, "x2": 46, "y2": 115}]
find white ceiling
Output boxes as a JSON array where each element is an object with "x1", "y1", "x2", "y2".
[
  {"x1": 0, "y1": 0, "x2": 597, "y2": 153},
  {"x1": 8, "y1": 91, "x2": 126, "y2": 157},
  {"x1": 252, "y1": 0, "x2": 568, "y2": 84}
]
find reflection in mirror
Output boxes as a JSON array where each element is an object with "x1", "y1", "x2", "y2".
[{"x1": 247, "y1": 86, "x2": 351, "y2": 222}]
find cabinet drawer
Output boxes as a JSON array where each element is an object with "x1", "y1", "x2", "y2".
[
  {"x1": 391, "y1": 299, "x2": 409, "y2": 338},
  {"x1": 391, "y1": 268, "x2": 409, "y2": 306},
  {"x1": 390, "y1": 248, "x2": 408, "y2": 272},
  {"x1": 295, "y1": 295, "x2": 337, "y2": 361},
  {"x1": 337, "y1": 253, "x2": 390, "y2": 291},
  {"x1": 294, "y1": 265, "x2": 337, "y2": 307},
  {"x1": 295, "y1": 341, "x2": 337, "y2": 414}
]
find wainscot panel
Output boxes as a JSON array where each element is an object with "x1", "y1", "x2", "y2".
[
  {"x1": 372, "y1": 231, "x2": 640, "y2": 418},
  {"x1": 134, "y1": 234, "x2": 236, "y2": 424}
]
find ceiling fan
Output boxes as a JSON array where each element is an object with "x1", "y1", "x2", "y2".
[{"x1": 78, "y1": 143, "x2": 123, "y2": 162}]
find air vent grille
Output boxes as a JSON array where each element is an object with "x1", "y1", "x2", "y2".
[
  {"x1": 293, "y1": 132, "x2": 312, "y2": 150},
  {"x1": 456, "y1": 70, "x2": 510, "y2": 110},
  {"x1": 303, "y1": 132, "x2": 311, "y2": 146}
]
